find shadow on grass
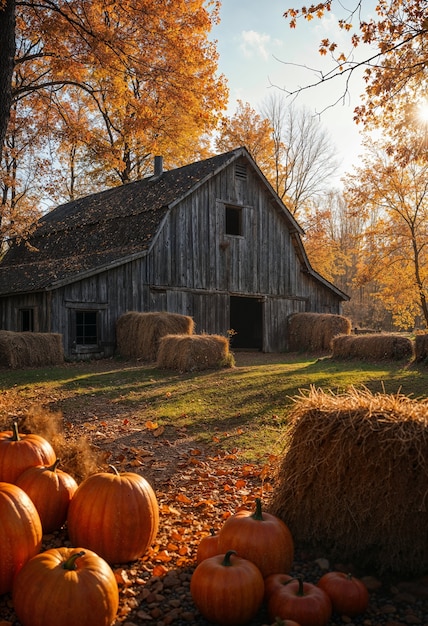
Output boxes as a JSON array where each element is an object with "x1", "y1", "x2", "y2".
[{"x1": 0, "y1": 354, "x2": 426, "y2": 457}]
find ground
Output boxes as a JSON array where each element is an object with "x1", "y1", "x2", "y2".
[{"x1": 0, "y1": 354, "x2": 428, "y2": 626}]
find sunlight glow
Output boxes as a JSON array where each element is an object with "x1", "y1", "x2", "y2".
[{"x1": 416, "y1": 101, "x2": 428, "y2": 124}]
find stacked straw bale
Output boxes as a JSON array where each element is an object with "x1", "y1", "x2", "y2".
[
  {"x1": 269, "y1": 386, "x2": 428, "y2": 576},
  {"x1": 0, "y1": 331, "x2": 64, "y2": 368},
  {"x1": 288, "y1": 313, "x2": 351, "y2": 352},
  {"x1": 415, "y1": 332, "x2": 428, "y2": 362},
  {"x1": 332, "y1": 333, "x2": 414, "y2": 361},
  {"x1": 116, "y1": 311, "x2": 194, "y2": 361},
  {"x1": 156, "y1": 333, "x2": 234, "y2": 371}
]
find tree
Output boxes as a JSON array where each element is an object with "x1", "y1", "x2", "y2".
[
  {"x1": 0, "y1": 0, "x2": 227, "y2": 243},
  {"x1": 0, "y1": 83, "x2": 48, "y2": 248},
  {"x1": 0, "y1": 0, "x2": 15, "y2": 162},
  {"x1": 281, "y1": 1, "x2": 428, "y2": 132},
  {"x1": 216, "y1": 97, "x2": 338, "y2": 216},
  {"x1": 345, "y1": 136, "x2": 428, "y2": 329},
  {"x1": 215, "y1": 100, "x2": 276, "y2": 177},
  {"x1": 261, "y1": 93, "x2": 338, "y2": 214}
]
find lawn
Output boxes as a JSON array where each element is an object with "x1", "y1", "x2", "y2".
[{"x1": 0, "y1": 351, "x2": 425, "y2": 463}]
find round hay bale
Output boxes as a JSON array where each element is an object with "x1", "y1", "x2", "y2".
[
  {"x1": 0, "y1": 331, "x2": 64, "y2": 368},
  {"x1": 156, "y1": 334, "x2": 234, "y2": 371},
  {"x1": 288, "y1": 313, "x2": 351, "y2": 352},
  {"x1": 269, "y1": 386, "x2": 428, "y2": 576},
  {"x1": 332, "y1": 333, "x2": 414, "y2": 361},
  {"x1": 116, "y1": 311, "x2": 194, "y2": 361}
]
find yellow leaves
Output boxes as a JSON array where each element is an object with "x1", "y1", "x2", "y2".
[
  {"x1": 13, "y1": 0, "x2": 228, "y2": 203},
  {"x1": 145, "y1": 420, "x2": 165, "y2": 437},
  {"x1": 152, "y1": 564, "x2": 169, "y2": 577}
]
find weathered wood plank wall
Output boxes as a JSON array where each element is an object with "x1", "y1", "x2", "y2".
[{"x1": 0, "y1": 157, "x2": 344, "y2": 357}]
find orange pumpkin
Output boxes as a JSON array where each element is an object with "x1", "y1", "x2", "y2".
[
  {"x1": 13, "y1": 547, "x2": 119, "y2": 626},
  {"x1": 196, "y1": 528, "x2": 220, "y2": 563},
  {"x1": 15, "y1": 459, "x2": 78, "y2": 533},
  {"x1": 265, "y1": 572, "x2": 293, "y2": 601},
  {"x1": 0, "y1": 482, "x2": 42, "y2": 594},
  {"x1": 267, "y1": 575, "x2": 332, "y2": 626},
  {"x1": 0, "y1": 421, "x2": 56, "y2": 483},
  {"x1": 190, "y1": 550, "x2": 264, "y2": 625},
  {"x1": 317, "y1": 571, "x2": 369, "y2": 616},
  {"x1": 218, "y1": 497, "x2": 294, "y2": 577},
  {"x1": 67, "y1": 466, "x2": 159, "y2": 563}
]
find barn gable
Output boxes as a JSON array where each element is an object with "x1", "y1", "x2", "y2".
[{"x1": 0, "y1": 147, "x2": 348, "y2": 358}]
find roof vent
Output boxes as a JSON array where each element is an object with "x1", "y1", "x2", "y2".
[
  {"x1": 235, "y1": 163, "x2": 247, "y2": 180},
  {"x1": 154, "y1": 155, "x2": 163, "y2": 177}
]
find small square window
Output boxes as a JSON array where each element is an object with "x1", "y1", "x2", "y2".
[
  {"x1": 225, "y1": 206, "x2": 243, "y2": 236},
  {"x1": 75, "y1": 310, "x2": 98, "y2": 345}
]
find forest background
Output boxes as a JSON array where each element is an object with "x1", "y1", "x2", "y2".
[{"x1": 0, "y1": 0, "x2": 427, "y2": 332}]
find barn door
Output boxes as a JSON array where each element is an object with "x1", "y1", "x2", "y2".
[{"x1": 229, "y1": 296, "x2": 263, "y2": 350}]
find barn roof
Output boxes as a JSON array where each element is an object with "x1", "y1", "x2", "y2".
[{"x1": 0, "y1": 147, "x2": 347, "y2": 300}]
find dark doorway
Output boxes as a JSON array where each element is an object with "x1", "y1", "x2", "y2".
[{"x1": 229, "y1": 296, "x2": 263, "y2": 350}]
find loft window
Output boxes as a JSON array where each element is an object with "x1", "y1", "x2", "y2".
[
  {"x1": 225, "y1": 205, "x2": 243, "y2": 236},
  {"x1": 19, "y1": 308, "x2": 34, "y2": 332},
  {"x1": 235, "y1": 163, "x2": 247, "y2": 180},
  {"x1": 75, "y1": 310, "x2": 98, "y2": 345}
]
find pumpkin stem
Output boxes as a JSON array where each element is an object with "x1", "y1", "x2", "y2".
[
  {"x1": 108, "y1": 464, "x2": 120, "y2": 476},
  {"x1": 251, "y1": 497, "x2": 264, "y2": 521},
  {"x1": 48, "y1": 459, "x2": 61, "y2": 472},
  {"x1": 295, "y1": 575, "x2": 305, "y2": 596},
  {"x1": 222, "y1": 550, "x2": 237, "y2": 567},
  {"x1": 63, "y1": 551, "x2": 86, "y2": 571},
  {"x1": 12, "y1": 420, "x2": 20, "y2": 441}
]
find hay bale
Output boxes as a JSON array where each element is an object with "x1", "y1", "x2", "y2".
[
  {"x1": 0, "y1": 331, "x2": 64, "y2": 368},
  {"x1": 269, "y1": 386, "x2": 428, "y2": 576},
  {"x1": 156, "y1": 334, "x2": 234, "y2": 371},
  {"x1": 116, "y1": 311, "x2": 194, "y2": 361},
  {"x1": 415, "y1": 332, "x2": 428, "y2": 362},
  {"x1": 288, "y1": 313, "x2": 351, "y2": 352},
  {"x1": 332, "y1": 333, "x2": 414, "y2": 361}
]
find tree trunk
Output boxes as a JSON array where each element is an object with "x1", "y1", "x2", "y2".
[{"x1": 0, "y1": 0, "x2": 16, "y2": 163}]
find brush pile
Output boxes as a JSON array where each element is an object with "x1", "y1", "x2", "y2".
[{"x1": 269, "y1": 386, "x2": 428, "y2": 576}]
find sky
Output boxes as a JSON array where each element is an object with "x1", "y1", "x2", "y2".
[{"x1": 210, "y1": 0, "x2": 376, "y2": 186}]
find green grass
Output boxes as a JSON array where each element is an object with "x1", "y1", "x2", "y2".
[{"x1": 0, "y1": 354, "x2": 426, "y2": 462}]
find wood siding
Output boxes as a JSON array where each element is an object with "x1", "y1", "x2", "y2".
[{"x1": 0, "y1": 158, "x2": 344, "y2": 357}]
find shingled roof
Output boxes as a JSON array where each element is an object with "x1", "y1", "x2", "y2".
[
  {"x1": 0, "y1": 147, "x2": 347, "y2": 302},
  {"x1": 0, "y1": 148, "x2": 253, "y2": 296}
]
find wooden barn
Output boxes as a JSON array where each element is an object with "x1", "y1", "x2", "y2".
[{"x1": 0, "y1": 147, "x2": 348, "y2": 359}]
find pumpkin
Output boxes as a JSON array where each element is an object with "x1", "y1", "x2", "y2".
[
  {"x1": 196, "y1": 528, "x2": 220, "y2": 563},
  {"x1": 265, "y1": 572, "x2": 293, "y2": 601},
  {"x1": 218, "y1": 497, "x2": 294, "y2": 577},
  {"x1": 0, "y1": 421, "x2": 56, "y2": 483},
  {"x1": 190, "y1": 550, "x2": 264, "y2": 626},
  {"x1": 67, "y1": 465, "x2": 159, "y2": 563},
  {"x1": 0, "y1": 482, "x2": 42, "y2": 594},
  {"x1": 15, "y1": 458, "x2": 78, "y2": 533},
  {"x1": 267, "y1": 575, "x2": 332, "y2": 626},
  {"x1": 317, "y1": 571, "x2": 369, "y2": 616},
  {"x1": 12, "y1": 547, "x2": 119, "y2": 626}
]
